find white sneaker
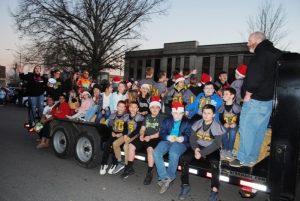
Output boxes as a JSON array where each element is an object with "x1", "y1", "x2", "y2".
[
  {"x1": 99, "y1": 164, "x2": 108, "y2": 175},
  {"x1": 108, "y1": 164, "x2": 117, "y2": 174}
]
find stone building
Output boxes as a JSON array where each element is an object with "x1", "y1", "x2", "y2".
[{"x1": 124, "y1": 41, "x2": 252, "y2": 83}]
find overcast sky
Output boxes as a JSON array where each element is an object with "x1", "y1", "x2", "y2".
[{"x1": 1, "y1": 0, "x2": 299, "y2": 68}]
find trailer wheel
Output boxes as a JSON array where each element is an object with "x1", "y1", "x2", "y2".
[
  {"x1": 52, "y1": 128, "x2": 75, "y2": 158},
  {"x1": 74, "y1": 132, "x2": 101, "y2": 168}
]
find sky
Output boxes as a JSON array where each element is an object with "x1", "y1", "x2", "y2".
[{"x1": 1, "y1": 0, "x2": 300, "y2": 69}]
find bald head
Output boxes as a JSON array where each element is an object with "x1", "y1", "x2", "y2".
[{"x1": 247, "y1": 32, "x2": 266, "y2": 53}]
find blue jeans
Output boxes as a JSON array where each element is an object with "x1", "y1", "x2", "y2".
[
  {"x1": 84, "y1": 105, "x2": 99, "y2": 121},
  {"x1": 236, "y1": 99, "x2": 272, "y2": 164},
  {"x1": 153, "y1": 141, "x2": 187, "y2": 180},
  {"x1": 95, "y1": 108, "x2": 110, "y2": 123},
  {"x1": 222, "y1": 127, "x2": 238, "y2": 152},
  {"x1": 28, "y1": 95, "x2": 44, "y2": 123}
]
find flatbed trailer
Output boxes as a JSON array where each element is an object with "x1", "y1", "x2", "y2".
[{"x1": 47, "y1": 53, "x2": 300, "y2": 200}]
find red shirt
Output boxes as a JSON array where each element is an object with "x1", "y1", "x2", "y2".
[{"x1": 51, "y1": 102, "x2": 70, "y2": 119}]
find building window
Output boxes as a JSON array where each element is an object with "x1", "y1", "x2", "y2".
[
  {"x1": 243, "y1": 55, "x2": 252, "y2": 65},
  {"x1": 184, "y1": 57, "x2": 190, "y2": 68},
  {"x1": 146, "y1": 59, "x2": 152, "y2": 67},
  {"x1": 137, "y1": 60, "x2": 143, "y2": 79},
  {"x1": 154, "y1": 59, "x2": 161, "y2": 82},
  {"x1": 175, "y1": 57, "x2": 180, "y2": 69},
  {"x1": 228, "y1": 56, "x2": 238, "y2": 83},
  {"x1": 214, "y1": 56, "x2": 224, "y2": 81},
  {"x1": 128, "y1": 60, "x2": 135, "y2": 79},
  {"x1": 202, "y1": 56, "x2": 210, "y2": 74},
  {"x1": 167, "y1": 58, "x2": 172, "y2": 78},
  {"x1": 129, "y1": 66, "x2": 134, "y2": 79}
]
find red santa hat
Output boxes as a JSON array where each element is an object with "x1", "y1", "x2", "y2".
[
  {"x1": 171, "y1": 101, "x2": 184, "y2": 113},
  {"x1": 235, "y1": 64, "x2": 248, "y2": 78},
  {"x1": 175, "y1": 74, "x2": 185, "y2": 84},
  {"x1": 200, "y1": 73, "x2": 212, "y2": 84},
  {"x1": 149, "y1": 96, "x2": 161, "y2": 109},
  {"x1": 112, "y1": 76, "x2": 121, "y2": 84}
]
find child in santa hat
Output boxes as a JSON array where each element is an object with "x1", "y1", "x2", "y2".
[
  {"x1": 122, "y1": 96, "x2": 165, "y2": 185},
  {"x1": 153, "y1": 101, "x2": 192, "y2": 194},
  {"x1": 231, "y1": 64, "x2": 248, "y2": 104},
  {"x1": 165, "y1": 74, "x2": 193, "y2": 114}
]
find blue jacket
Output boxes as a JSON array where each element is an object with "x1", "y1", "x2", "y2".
[
  {"x1": 185, "y1": 92, "x2": 223, "y2": 120},
  {"x1": 159, "y1": 116, "x2": 192, "y2": 148}
]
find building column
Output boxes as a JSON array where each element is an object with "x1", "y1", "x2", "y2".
[
  {"x1": 172, "y1": 57, "x2": 176, "y2": 72},
  {"x1": 223, "y1": 55, "x2": 229, "y2": 72},
  {"x1": 238, "y1": 54, "x2": 244, "y2": 65},
  {"x1": 189, "y1": 55, "x2": 196, "y2": 69},
  {"x1": 180, "y1": 56, "x2": 185, "y2": 69},
  {"x1": 151, "y1": 59, "x2": 155, "y2": 68},
  {"x1": 195, "y1": 56, "x2": 203, "y2": 74},
  {"x1": 160, "y1": 57, "x2": 167, "y2": 72},
  {"x1": 209, "y1": 55, "x2": 216, "y2": 79}
]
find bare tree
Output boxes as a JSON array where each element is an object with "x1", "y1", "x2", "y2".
[
  {"x1": 12, "y1": 0, "x2": 168, "y2": 77},
  {"x1": 247, "y1": 0, "x2": 288, "y2": 47}
]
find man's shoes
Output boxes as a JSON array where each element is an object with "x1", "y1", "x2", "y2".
[
  {"x1": 208, "y1": 191, "x2": 218, "y2": 201},
  {"x1": 229, "y1": 159, "x2": 243, "y2": 167},
  {"x1": 179, "y1": 184, "x2": 191, "y2": 200},
  {"x1": 99, "y1": 164, "x2": 108, "y2": 175},
  {"x1": 143, "y1": 172, "x2": 153, "y2": 185},
  {"x1": 159, "y1": 178, "x2": 172, "y2": 194},
  {"x1": 108, "y1": 164, "x2": 117, "y2": 174},
  {"x1": 121, "y1": 167, "x2": 135, "y2": 179},
  {"x1": 112, "y1": 162, "x2": 125, "y2": 174}
]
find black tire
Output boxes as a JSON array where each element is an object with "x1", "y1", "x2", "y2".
[
  {"x1": 51, "y1": 127, "x2": 75, "y2": 159},
  {"x1": 74, "y1": 131, "x2": 101, "y2": 168}
]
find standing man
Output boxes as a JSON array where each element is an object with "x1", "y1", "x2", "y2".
[{"x1": 230, "y1": 32, "x2": 282, "y2": 167}]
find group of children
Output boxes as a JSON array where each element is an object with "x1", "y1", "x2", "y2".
[{"x1": 26, "y1": 64, "x2": 248, "y2": 201}]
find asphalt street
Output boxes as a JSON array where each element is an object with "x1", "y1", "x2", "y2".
[{"x1": 0, "y1": 105, "x2": 269, "y2": 201}]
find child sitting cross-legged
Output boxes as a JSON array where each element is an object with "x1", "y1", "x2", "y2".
[{"x1": 99, "y1": 100, "x2": 129, "y2": 175}]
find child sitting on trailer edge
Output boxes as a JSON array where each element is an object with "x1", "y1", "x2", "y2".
[
  {"x1": 122, "y1": 96, "x2": 165, "y2": 184},
  {"x1": 112, "y1": 101, "x2": 144, "y2": 174},
  {"x1": 99, "y1": 100, "x2": 129, "y2": 175},
  {"x1": 153, "y1": 101, "x2": 192, "y2": 194},
  {"x1": 179, "y1": 104, "x2": 226, "y2": 201}
]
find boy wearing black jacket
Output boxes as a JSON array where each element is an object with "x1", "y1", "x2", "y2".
[
  {"x1": 179, "y1": 104, "x2": 226, "y2": 201},
  {"x1": 99, "y1": 100, "x2": 129, "y2": 175}
]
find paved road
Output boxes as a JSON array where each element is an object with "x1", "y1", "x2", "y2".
[{"x1": 0, "y1": 105, "x2": 269, "y2": 201}]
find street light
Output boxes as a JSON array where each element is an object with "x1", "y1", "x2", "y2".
[{"x1": 5, "y1": 49, "x2": 22, "y2": 80}]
